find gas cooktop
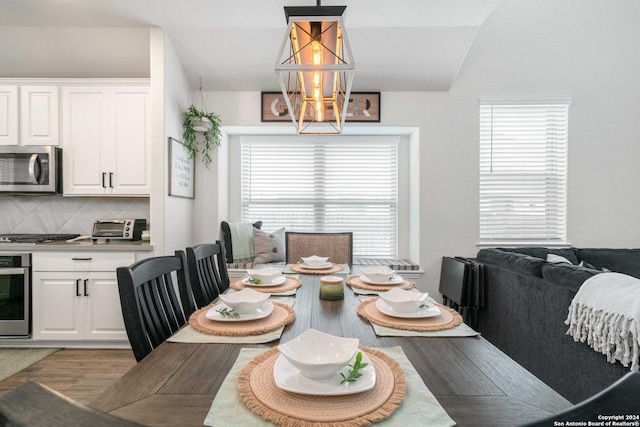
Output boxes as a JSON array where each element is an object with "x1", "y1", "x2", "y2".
[{"x1": 0, "y1": 233, "x2": 81, "y2": 243}]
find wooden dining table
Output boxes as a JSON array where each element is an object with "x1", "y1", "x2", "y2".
[{"x1": 91, "y1": 269, "x2": 571, "y2": 427}]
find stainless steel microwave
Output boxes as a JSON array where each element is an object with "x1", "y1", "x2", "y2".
[{"x1": 0, "y1": 146, "x2": 62, "y2": 194}]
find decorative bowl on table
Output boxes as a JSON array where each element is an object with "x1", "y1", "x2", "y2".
[
  {"x1": 361, "y1": 266, "x2": 395, "y2": 283},
  {"x1": 278, "y1": 329, "x2": 359, "y2": 379},
  {"x1": 218, "y1": 288, "x2": 270, "y2": 314},
  {"x1": 246, "y1": 267, "x2": 282, "y2": 285},
  {"x1": 300, "y1": 255, "x2": 330, "y2": 268},
  {"x1": 379, "y1": 287, "x2": 429, "y2": 313}
]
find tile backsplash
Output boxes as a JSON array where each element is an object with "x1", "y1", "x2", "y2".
[{"x1": 0, "y1": 196, "x2": 150, "y2": 236}]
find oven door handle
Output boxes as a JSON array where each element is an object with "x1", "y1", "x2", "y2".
[{"x1": 0, "y1": 268, "x2": 27, "y2": 275}]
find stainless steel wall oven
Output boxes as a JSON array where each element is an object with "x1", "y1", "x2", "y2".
[{"x1": 0, "y1": 253, "x2": 31, "y2": 337}]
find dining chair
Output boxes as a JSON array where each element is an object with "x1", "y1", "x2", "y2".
[
  {"x1": 519, "y1": 371, "x2": 640, "y2": 426},
  {"x1": 0, "y1": 380, "x2": 146, "y2": 427},
  {"x1": 116, "y1": 253, "x2": 191, "y2": 362},
  {"x1": 185, "y1": 241, "x2": 230, "y2": 309},
  {"x1": 285, "y1": 231, "x2": 353, "y2": 266}
]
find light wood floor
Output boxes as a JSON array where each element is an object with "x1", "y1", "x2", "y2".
[{"x1": 0, "y1": 349, "x2": 136, "y2": 406}]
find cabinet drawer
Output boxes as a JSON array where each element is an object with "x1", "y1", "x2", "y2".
[{"x1": 33, "y1": 252, "x2": 136, "y2": 272}]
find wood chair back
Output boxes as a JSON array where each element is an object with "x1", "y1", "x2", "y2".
[
  {"x1": 185, "y1": 241, "x2": 230, "y2": 308},
  {"x1": 520, "y1": 372, "x2": 640, "y2": 426},
  {"x1": 116, "y1": 253, "x2": 190, "y2": 362},
  {"x1": 0, "y1": 381, "x2": 145, "y2": 427},
  {"x1": 285, "y1": 231, "x2": 353, "y2": 266}
]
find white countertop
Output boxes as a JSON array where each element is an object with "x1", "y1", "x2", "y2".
[{"x1": 0, "y1": 240, "x2": 153, "y2": 252}]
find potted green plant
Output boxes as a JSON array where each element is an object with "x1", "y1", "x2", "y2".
[{"x1": 182, "y1": 105, "x2": 222, "y2": 168}]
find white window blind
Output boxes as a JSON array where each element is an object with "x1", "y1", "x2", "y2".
[
  {"x1": 479, "y1": 99, "x2": 570, "y2": 243},
  {"x1": 241, "y1": 136, "x2": 398, "y2": 258}
]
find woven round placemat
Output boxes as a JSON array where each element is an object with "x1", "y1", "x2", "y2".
[
  {"x1": 346, "y1": 275, "x2": 415, "y2": 292},
  {"x1": 358, "y1": 298, "x2": 463, "y2": 332},
  {"x1": 290, "y1": 263, "x2": 345, "y2": 275},
  {"x1": 189, "y1": 301, "x2": 295, "y2": 336},
  {"x1": 238, "y1": 346, "x2": 406, "y2": 427},
  {"x1": 230, "y1": 276, "x2": 302, "y2": 293}
]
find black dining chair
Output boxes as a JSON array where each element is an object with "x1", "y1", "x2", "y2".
[
  {"x1": 116, "y1": 253, "x2": 191, "y2": 362},
  {"x1": 0, "y1": 380, "x2": 146, "y2": 427},
  {"x1": 185, "y1": 241, "x2": 230, "y2": 309},
  {"x1": 285, "y1": 231, "x2": 353, "y2": 266},
  {"x1": 519, "y1": 371, "x2": 640, "y2": 426}
]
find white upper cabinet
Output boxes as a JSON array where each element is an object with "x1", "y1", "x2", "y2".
[
  {"x1": 19, "y1": 86, "x2": 60, "y2": 145},
  {"x1": 62, "y1": 85, "x2": 150, "y2": 196},
  {"x1": 0, "y1": 86, "x2": 19, "y2": 145},
  {"x1": 0, "y1": 85, "x2": 59, "y2": 146}
]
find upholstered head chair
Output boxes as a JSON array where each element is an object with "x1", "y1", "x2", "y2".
[{"x1": 285, "y1": 231, "x2": 353, "y2": 266}]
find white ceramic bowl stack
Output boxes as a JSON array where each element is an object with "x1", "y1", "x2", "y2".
[
  {"x1": 246, "y1": 267, "x2": 282, "y2": 284},
  {"x1": 218, "y1": 288, "x2": 270, "y2": 314},
  {"x1": 278, "y1": 329, "x2": 359, "y2": 379},
  {"x1": 379, "y1": 287, "x2": 429, "y2": 313},
  {"x1": 301, "y1": 255, "x2": 329, "y2": 268}
]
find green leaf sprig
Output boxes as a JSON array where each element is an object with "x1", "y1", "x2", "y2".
[
  {"x1": 247, "y1": 278, "x2": 261, "y2": 285},
  {"x1": 340, "y1": 351, "x2": 368, "y2": 384},
  {"x1": 216, "y1": 307, "x2": 240, "y2": 319}
]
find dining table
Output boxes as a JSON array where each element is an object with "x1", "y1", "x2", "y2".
[{"x1": 91, "y1": 267, "x2": 571, "y2": 427}]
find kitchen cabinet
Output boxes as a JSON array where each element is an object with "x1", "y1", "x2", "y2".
[
  {"x1": 62, "y1": 86, "x2": 150, "y2": 196},
  {"x1": 31, "y1": 252, "x2": 135, "y2": 342},
  {"x1": 0, "y1": 85, "x2": 59, "y2": 146}
]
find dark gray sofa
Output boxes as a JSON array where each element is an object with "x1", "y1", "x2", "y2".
[{"x1": 476, "y1": 247, "x2": 640, "y2": 403}]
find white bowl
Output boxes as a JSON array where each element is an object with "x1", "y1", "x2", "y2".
[
  {"x1": 278, "y1": 329, "x2": 359, "y2": 380},
  {"x1": 361, "y1": 266, "x2": 395, "y2": 283},
  {"x1": 246, "y1": 267, "x2": 282, "y2": 284},
  {"x1": 301, "y1": 255, "x2": 329, "y2": 268},
  {"x1": 379, "y1": 287, "x2": 429, "y2": 313},
  {"x1": 218, "y1": 288, "x2": 270, "y2": 314}
]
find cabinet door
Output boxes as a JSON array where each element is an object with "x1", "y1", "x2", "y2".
[
  {"x1": 32, "y1": 272, "x2": 83, "y2": 340},
  {"x1": 83, "y1": 273, "x2": 128, "y2": 341},
  {"x1": 0, "y1": 86, "x2": 19, "y2": 145},
  {"x1": 19, "y1": 86, "x2": 59, "y2": 146},
  {"x1": 62, "y1": 87, "x2": 109, "y2": 195},
  {"x1": 109, "y1": 87, "x2": 150, "y2": 195}
]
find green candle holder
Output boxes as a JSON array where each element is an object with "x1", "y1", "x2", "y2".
[{"x1": 319, "y1": 276, "x2": 344, "y2": 301}]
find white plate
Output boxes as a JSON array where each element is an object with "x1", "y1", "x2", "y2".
[
  {"x1": 299, "y1": 262, "x2": 333, "y2": 270},
  {"x1": 242, "y1": 275, "x2": 286, "y2": 287},
  {"x1": 359, "y1": 273, "x2": 404, "y2": 286},
  {"x1": 205, "y1": 301, "x2": 273, "y2": 322},
  {"x1": 273, "y1": 352, "x2": 376, "y2": 396},
  {"x1": 375, "y1": 298, "x2": 441, "y2": 319}
]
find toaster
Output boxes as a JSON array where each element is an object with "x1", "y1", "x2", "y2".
[{"x1": 92, "y1": 219, "x2": 147, "y2": 241}]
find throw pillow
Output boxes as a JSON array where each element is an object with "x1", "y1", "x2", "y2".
[
  {"x1": 547, "y1": 253, "x2": 573, "y2": 264},
  {"x1": 220, "y1": 221, "x2": 262, "y2": 263},
  {"x1": 253, "y1": 227, "x2": 286, "y2": 264}
]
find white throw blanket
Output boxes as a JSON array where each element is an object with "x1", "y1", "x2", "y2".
[
  {"x1": 565, "y1": 272, "x2": 640, "y2": 371},
  {"x1": 228, "y1": 222, "x2": 255, "y2": 261}
]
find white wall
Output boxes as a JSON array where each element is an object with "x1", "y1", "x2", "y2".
[
  {"x1": 149, "y1": 28, "x2": 194, "y2": 256},
  {"x1": 193, "y1": 0, "x2": 640, "y2": 297}
]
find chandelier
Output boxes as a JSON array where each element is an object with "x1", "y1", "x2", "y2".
[{"x1": 275, "y1": 2, "x2": 355, "y2": 134}]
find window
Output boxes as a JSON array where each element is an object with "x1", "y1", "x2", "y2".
[
  {"x1": 240, "y1": 135, "x2": 399, "y2": 258},
  {"x1": 479, "y1": 99, "x2": 571, "y2": 243}
]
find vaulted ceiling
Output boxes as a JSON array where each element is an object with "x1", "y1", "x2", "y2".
[{"x1": 0, "y1": 0, "x2": 501, "y2": 91}]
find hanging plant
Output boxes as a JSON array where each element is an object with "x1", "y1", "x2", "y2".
[{"x1": 182, "y1": 80, "x2": 222, "y2": 168}]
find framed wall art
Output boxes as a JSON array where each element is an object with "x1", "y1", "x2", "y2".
[
  {"x1": 168, "y1": 137, "x2": 195, "y2": 199},
  {"x1": 261, "y1": 91, "x2": 381, "y2": 123}
]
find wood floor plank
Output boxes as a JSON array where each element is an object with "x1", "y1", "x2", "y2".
[{"x1": 0, "y1": 349, "x2": 136, "y2": 405}]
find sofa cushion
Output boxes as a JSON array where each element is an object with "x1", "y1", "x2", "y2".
[
  {"x1": 253, "y1": 227, "x2": 285, "y2": 264},
  {"x1": 576, "y1": 248, "x2": 640, "y2": 279},
  {"x1": 541, "y1": 262, "x2": 601, "y2": 292},
  {"x1": 499, "y1": 247, "x2": 579, "y2": 265},
  {"x1": 477, "y1": 248, "x2": 545, "y2": 278},
  {"x1": 220, "y1": 221, "x2": 262, "y2": 264}
]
